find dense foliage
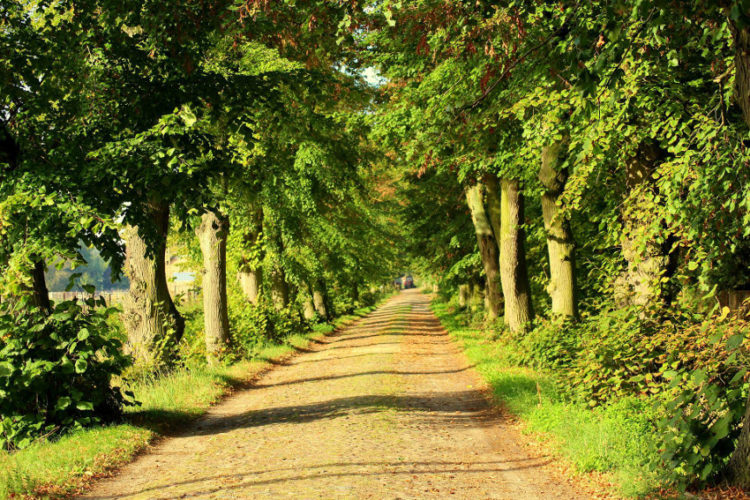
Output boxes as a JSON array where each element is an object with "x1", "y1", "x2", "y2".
[
  {"x1": 2, "y1": 0, "x2": 750, "y2": 495},
  {"x1": 0, "y1": 298, "x2": 131, "y2": 450}
]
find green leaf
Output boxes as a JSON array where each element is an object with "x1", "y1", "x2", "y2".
[
  {"x1": 77, "y1": 328, "x2": 90, "y2": 341},
  {"x1": 55, "y1": 396, "x2": 72, "y2": 411},
  {"x1": 75, "y1": 359, "x2": 88, "y2": 373},
  {"x1": 727, "y1": 333, "x2": 745, "y2": 350},
  {"x1": 0, "y1": 361, "x2": 14, "y2": 377},
  {"x1": 76, "y1": 401, "x2": 94, "y2": 411}
]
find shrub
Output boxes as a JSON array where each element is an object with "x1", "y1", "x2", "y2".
[
  {"x1": 229, "y1": 294, "x2": 309, "y2": 358},
  {"x1": 0, "y1": 298, "x2": 132, "y2": 450}
]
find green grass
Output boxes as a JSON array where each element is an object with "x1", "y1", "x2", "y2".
[
  {"x1": 430, "y1": 300, "x2": 663, "y2": 498},
  {"x1": 0, "y1": 300, "x2": 383, "y2": 499}
]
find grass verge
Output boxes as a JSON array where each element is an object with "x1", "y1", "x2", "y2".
[
  {"x1": 430, "y1": 299, "x2": 663, "y2": 498},
  {"x1": 0, "y1": 300, "x2": 384, "y2": 499}
]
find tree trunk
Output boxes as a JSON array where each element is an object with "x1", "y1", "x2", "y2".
[
  {"x1": 121, "y1": 201, "x2": 184, "y2": 369},
  {"x1": 312, "y1": 281, "x2": 329, "y2": 320},
  {"x1": 238, "y1": 207, "x2": 263, "y2": 305},
  {"x1": 197, "y1": 209, "x2": 231, "y2": 362},
  {"x1": 465, "y1": 182, "x2": 502, "y2": 319},
  {"x1": 269, "y1": 264, "x2": 289, "y2": 310},
  {"x1": 539, "y1": 143, "x2": 577, "y2": 318},
  {"x1": 302, "y1": 285, "x2": 316, "y2": 321},
  {"x1": 30, "y1": 259, "x2": 51, "y2": 312},
  {"x1": 469, "y1": 281, "x2": 484, "y2": 313},
  {"x1": 617, "y1": 142, "x2": 673, "y2": 309},
  {"x1": 499, "y1": 178, "x2": 533, "y2": 332},
  {"x1": 723, "y1": 21, "x2": 750, "y2": 488},
  {"x1": 458, "y1": 284, "x2": 470, "y2": 309},
  {"x1": 238, "y1": 268, "x2": 261, "y2": 305}
]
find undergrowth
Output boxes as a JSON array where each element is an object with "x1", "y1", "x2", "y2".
[
  {"x1": 431, "y1": 299, "x2": 663, "y2": 498},
  {"x1": 0, "y1": 299, "x2": 382, "y2": 499}
]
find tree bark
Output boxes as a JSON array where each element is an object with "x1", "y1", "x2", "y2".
[
  {"x1": 617, "y1": 142, "x2": 672, "y2": 309},
  {"x1": 723, "y1": 20, "x2": 750, "y2": 488},
  {"x1": 269, "y1": 264, "x2": 289, "y2": 310},
  {"x1": 539, "y1": 143, "x2": 577, "y2": 318},
  {"x1": 30, "y1": 259, "x2": 51, "y2": 313},
  {"x1": 238, "y1": 208, "x2": 263, "y2": 305},
  {"x1": 312, "y1": 280, "x2": 329, "y2": 320},
  {"x1": 465, "y1": 182, "x2": 503, "y2": 319},
  {"x1": 458, "y1": 284, "x2": 470, "y2": 309},
  {"x1": 499, "y1": 178, "x2": 533, "y2": 332},
  {"x1": 121, "y1": 201, "x2": 184, "y2": 369},
  {"x1": 238, "y1": 268, "x2": 261, "y2": 305},
  {"x1": 302, "y1": 284, "x2": 316, "y2": 321},
  {"x1": 197, "y1": 209, "x2": 231, "y2": 362}
]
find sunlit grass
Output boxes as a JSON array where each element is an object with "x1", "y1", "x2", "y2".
[
  {"x1": 431, "y1": 300, "x2": 662, "y2": 498},
  {"x1": 0, "y1": 300, "x2": 384, "y2": 499}
]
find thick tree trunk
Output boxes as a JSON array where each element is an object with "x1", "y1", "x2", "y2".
[
  {"x1": 312, "y1": 281, "x2": 329, "y2": 320},
  {"x1": 499, "y1": 178, "x2": 533, "y2": 332},
  {"x1": 30, "y1": 260, "x2": 51, "y2": 312},
  {"x1": 723, "y1": 21, "x2": 750, "y2": 488},
  {"x1": 539, "y1": 143, "x2": 577, "y2": 318},
  {"x1": 196, "y1": 209, "x2": 231, "y2": 362},
  {"x1": 122, "y1": 201, "x2": 184, "y2": 369},
  {"x1": 465, "y1": 182, "x2": 503, "y2": 319},
  {"x1": 269, "y1": 264, "x2": 289, "y2": 310},
  {"x1": 617, "y1": 143, "x2": 672, "y2": 309}
]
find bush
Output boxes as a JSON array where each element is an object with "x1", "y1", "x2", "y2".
[
  {"x1": 229, "y1": 295, "x2": 309, "y2": 358},
  {"x1": 0, "y1": 298, "x2": 132, "y2": 450},
  {"x1": 502, "y1": 299, "x2": 750, "y2": 488}
]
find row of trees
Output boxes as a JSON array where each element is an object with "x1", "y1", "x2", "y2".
[
  {"x1": 361, "y1": 0, "x2": 750, "y2": 490},
  {"x1": 0, "y1": 0, "x2": 397, "y2": 446}
]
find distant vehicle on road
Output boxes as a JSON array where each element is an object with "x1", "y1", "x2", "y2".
[{"x1": 404, "y1": 276, "x2": 414, "y2": 289}]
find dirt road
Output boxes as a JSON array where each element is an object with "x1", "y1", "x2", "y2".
[{"x1": 82, "y1": 290, "x2": 589, "y2": 499}]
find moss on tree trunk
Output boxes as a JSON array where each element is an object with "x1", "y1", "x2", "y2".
[
  {"x1": 499, "y1": 178, "x2": 533, "y2": 332},
  {"x1": 539, "y1": 143, "x2": 577, "y2": 318},
  {"x1": 465, "y1": 181, "x2": 502, "y2": 319},
  {"x1": 197, "y1": 209, "x2": 231, "y2": 363}
]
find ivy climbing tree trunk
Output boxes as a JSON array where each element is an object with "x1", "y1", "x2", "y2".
[
  {"x1": 312, "y1": 280, "x2": 329, "y2": 319},
  {"x1": 465, "y1": 181, "x2": 502, "y2": 319},
  {"x1": 122, "y1": 200, "x2": 184, "y2": 369},
  {"x1": 499, "y1": 178, "x2": 533, "y2": 332},
  {"x1": 539, "y1": 143, "x2": 577, "y2": 318},
  {"x1": 197, "y1": 209, "x2": 231, "y2": 362},
  {"x1": 617, "y1": 142, "x2": 675, "y2": 310}
]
